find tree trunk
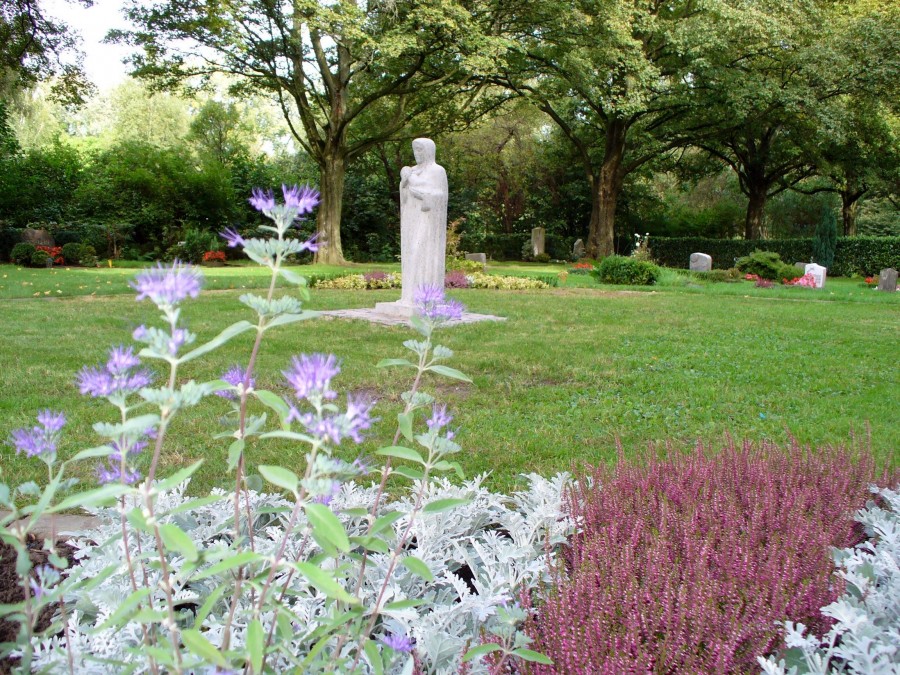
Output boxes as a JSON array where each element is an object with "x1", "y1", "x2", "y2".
[
  {"x1": 840, "y1": 188, "x2": 865, "y2": 236},
  {"x1": 315, "y1": 150, "x2": 348, "y2": 264},
  {"x1": 744, "y1": 188, "x2": 767, "y2": 240},
  {"x1": 587, "y1": 121, "x2": 626, "y2": 258}
]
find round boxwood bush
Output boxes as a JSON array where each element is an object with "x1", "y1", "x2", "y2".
[
  {"x1": 592, "y1": 255, "x2": 661, "y2": 285},
  {"x1": 77, "y1": 244, "x2": 98, "y2": 267},
  {"x1": 62, "y1": 242, "x2": 83, "y2": 265},
  {"x1": 10, "y1": 242, "x2": 36, "y2": 265},
  {"x1": 30, "y1": 249, "x2": 52, "y2": 267},
  {"x1": 735, "y1": 250, "x2": 798, "y2": 281}
]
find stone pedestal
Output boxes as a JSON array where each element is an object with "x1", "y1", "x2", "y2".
[
  {"x1": 804, "y1": 263, "x2": 827, "y2": 288},
  {"x1": 373, "y1": 301, "x2": 417, "y2": 319},
  {"x1": 689, "y1": 252, "x2": 712, "y2": 272},
  {"x1": 465, "y1": 252, "x2": 487, "y2": 272},
  {"x1": 572, "y1": 239, "x2": 585, "y2": 259},
  {"x1": 877, "y1": 267, "x2": 898, "y2": 292},
  {"x1": 531, "y1": 227, "x2": 545, "y2": 257}
]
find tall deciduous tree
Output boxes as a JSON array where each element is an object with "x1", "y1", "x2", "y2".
[
  {"x1": 496, "y1": 0, "x2": 704, "y2": 257},
  {"x1": 118, "y1": 0, "x2": 506, "y2": 263}
]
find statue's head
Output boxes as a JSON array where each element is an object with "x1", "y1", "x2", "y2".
[{"x1": 412, "y1": 138, "x2": 436, "y2": 165}]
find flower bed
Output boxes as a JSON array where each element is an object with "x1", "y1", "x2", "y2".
[{"x1": 313, "y1": 271, "x2": 550, "y2": 291}]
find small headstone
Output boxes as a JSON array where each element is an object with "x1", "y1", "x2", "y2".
[
  {"x1": 22, "y1": 228, "x2": 54, "y2": 246},
  {"x1": 877, "y1": 267, "x2": 898, "y2": 292},
  {"x1": 572, "y1": 239, "x2": 585, "y2": 259},
  {"x1": 531, "y1": 227, "x2": 545, "y2": 257},
  {"x1": 689, "y1": 252, "x2": 712, "y2": 272},
  {"x1": 794, "y1": 262, "x2": 807, "y2": 271},
  {"x1": 804, "y1": 263, "x2": 827, "y2": 288},
  {"x1": 465, "y1": 252, "x2": 487, "y2": 272}
]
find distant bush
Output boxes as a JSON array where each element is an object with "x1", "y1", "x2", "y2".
[
  {"x1": 736, "y1": 250, "x2": 798, "y2": 281},
  {"x1": 61, "y1": 242, "x2": 83, "y2": 265},
  {"x1": 0, "y1": 226, "x2": 22, "y2": 261},
  {"x1": 534, "y1": 252, "x2": 551, "y2": 263},
  {"x1": 30, "y1": 249, "x2": 51, "y2": 267},
  {"x1": 592, "y1": 255, "x2": 660, "y2": 285},
  {"x1": 10, "y1": 242, "x2": 36, "y2": 265},
  {"x1": 692, "y1": 267, "x2": 742, "y2": 283},
  {"x1": 523, "y1": 438, "x2": 893, "y2": 674},
  {"x1": 813, "y1": 209, "x2": 837, "y2": 270},
  {"x1": 446, "y1": 257, "x2": 483, "y2": 274},
  {"x1": 444, "y1": 271, "x2": 470, "y2": 288},
  {"x1": 78, "y1": 244, "x2": 98, "y2": 268}
]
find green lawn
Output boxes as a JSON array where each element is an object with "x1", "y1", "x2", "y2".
[{"x1": 1, "y1": 262, "x2": 897, "y2": 494}]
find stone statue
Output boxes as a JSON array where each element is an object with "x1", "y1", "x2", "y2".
[
  {"x1": 399, "y1": 138, "x2": 448, "y2": 306},
  {"x1": 377, "y1": 138, "x2": 448, "y2": 317}
]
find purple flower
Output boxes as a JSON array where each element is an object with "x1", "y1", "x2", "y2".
[
  {"x1": 248, "y1": 187, "x2": 276, "y2": 213},
  {"x1": 220, "y1": 227, "x2": 245, "y2": 248},
  {"x1": 344, "y1": 395, "x2": 375, "y2": 443},
  {"x1": 414, "y1": 285, "x2": 465, "y2": 324},
  {"x1": 216, "y1": 365, "x2": 254, "y2": 400},
  {"x1": 131, "y1": 261, "x2": 203, "y2": 307},
  {"x1": 282, "y1": 183, "x2": 320, "y2": 215},
  {"x1": 283, "y1": 353, "x2": 341, "y2": 401},
  {"x1": 312, "y1": 480, "x2": 342, "y2": 506},
  {"x1": 167, "y1": 328, "x2": 191, "y2": 355},
  {"x1": 77, "y1": 346, "x2": 153, "y2": 398},
  {"x1": 427, "y1": 403, "x2": 453, "y2": 433},
  {"x1": 297, "y1": 232, "x2": 319, "y2": 253},
  {"x1": 96, "y1": 461, "x2": 141, "y2": 485},
  {"x1": 9, "y1": 410, "x2": 66, "y2": 458},
  {"x1": 381, "y1": 632, "x2": 415, "y2": 653}
]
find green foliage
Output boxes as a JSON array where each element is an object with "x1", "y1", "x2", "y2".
[
  {"x1": 446, "y1": 258, "x2": 483, "y2": 274},
  {"x1": 61, "y1": 242, "x2": 82, "y2": 265},
  {"x1": 692, "y1": 268, "x2": 743, "y2": 284},
  {"x1": 592, "y1": 256, "x2": 661, "y2": 286},
  {"x1": 0, "y1": 225, "x2": 22, "y2": 261},
  {"x1": 30, "y1": 249, "x2": 51, "y2": 267},
  {"x1": 534, "y1": 253, "x2": 552, "y2": 264},
  {"x1": 10, "y1": 242, "x2": 35, "y2": 265},
  {"x1": 0, "y1": 144, "x2": 84, "y2": 226},
  {"x1": 735, "y1": 251, "x2": 798, "y2": 282},
  {"x1": 172, "y1": 228, "x2": 220, "y2": 263},
  {"x1": 813, "y1": 209, "x2": 838, "y2": 270},
  {"x1": 77, "y1": 244, "x2": 98, "y2": 268},
  {"x1": 831, "y1": 237, "x2": 900, "y2": 277}
]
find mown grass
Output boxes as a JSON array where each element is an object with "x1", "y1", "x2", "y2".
[{"x1": 1, "y1": 262, "x2": 897, "y2": 495}]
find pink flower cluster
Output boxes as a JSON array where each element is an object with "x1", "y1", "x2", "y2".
[
  {"x1": 787, "y1": 272, "x2": 818, "y2": 287},
  {"x1": 522, "y1": 438, "x2": 894, "y2": 674}
]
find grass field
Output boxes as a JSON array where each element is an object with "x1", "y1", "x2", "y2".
[{"x1": 1, "y1": 262, "x2": 897, "y2": 494}]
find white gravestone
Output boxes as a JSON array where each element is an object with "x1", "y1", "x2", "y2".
[
  {"x1": 804, "y1": 263, "x2": 827, "y2": 288},
  {"x1": 877, "y1": 267, "x2": 898, "y2": 292},
  {"x1": 375, "y1": 138, "x2": 448, "y2": 317},
  {"x1": 531, "y1": 227, "x2": 545, "y2": 257},
  {"x1": 465, "y1": 252, "x2": 487, "y2": 272},
  {"x1": 572, "y1": 239, "x2": 585, "y2": 259},
  {"x1": 689, "y1": 252, "x2": 712, "y2": 272}
]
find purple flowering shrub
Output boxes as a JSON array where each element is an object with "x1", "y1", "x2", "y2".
[
  {"x1": 444, "y1": 271, "x2": 470, "y2": 288},
  {"x1": 522, "y1": 438, "x2": 892, "y2": 674}
]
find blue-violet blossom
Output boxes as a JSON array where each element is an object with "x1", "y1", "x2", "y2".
[
  {"x1": 381, "y1": 633, "x2": 415, "y2": 653},
  {"x1": 77, "y1": 346, "x2": 153, "y2": 398},
  {"x1": 131, "y1": 261, "x2": 203, "y2": 307},
  {"x1": 283, "y1": 353, "x2": 341, "y2": 401},
  {"x1": 9, "y1": 410, "x2": 66, "y2": 458},
  {"x1": 414, "y1": 285, "x2": 464, "y2": 324}
]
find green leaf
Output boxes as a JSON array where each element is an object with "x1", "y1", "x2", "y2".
[
  {"x1": 253, "y1": 390, "x2": 291, "y2": 421},
  {"x1": 258, "y1": 465, "x2": 299, "y2": 493},
  {"x1": 400, "y1": 555, "x2": 433, "y2": 582},
  {"x1": 260, "y1": 430, "x2": 316, "y2": 444},
  {"x1": 427, "y1": 365, "x2": 472, "y2": 382},
  {"x1": 383, "y1": 599, "x2": 425, "y2": 611},
  {"x1": 376, "y1": 358, "x2": 416, "y2": 368},
  {"x1": 512, "y1": 648, "x2": 553, "y2": 664},
  {"x1": 397, "y1": 412, "x2": 414, "y2": 442},
  {"x1": 227, "y1": 439, "x2": 245, "y2": 472},
  {"x1": 392, "y1": 466, "x2": 424, "y2": 481},
  {"x1": 194, "y1": 584, "x2": 228, "y2": 625},
  {"x1": 159, "y1": 524, "x2": 198, "y2": 562},
  {"x1": 305, "y1": 503, "x2": 350, "y2": 554},
  {"x1": 126, "y1": 507, "x2": 149, "y2": 532},
  {"x1": 182, "y1": 629, "x2": 228, "y2": 668},
  {"x1": 278, "y1": 267, "x2": 308, "y2": 286},
  {"x1": 293, "y1": 562, "x2": 359, "y2": 604},
  {"x1": 179, "y1": 320, "x2": 255, "y2": 364},
  {"x1": 93, "y1": 588, "x2": 152, "y2": 631},
  {"x1": 265, "y1": 311, "x2": 319, "y2": 330},
  {"x1": 462, "y1": 643, "x2": 504, "y2": 662},
  {"x1": 349, "y1": 535, "x2": 390, "y2": 554},
  {"x1": 376, "y1": 446, "x2": 424, "y2": 464},
  {"x1": 246, "y1": 618, "x2": 263, "y2": 673},
  {"x1": 49, "y1": 484, "x2": 131, "y2": 513},
  {"x1": 166, "y1": 494, "x2": 227, "y2": 516},
  {"x1": 154, "y1": 460, "x2": 204, "y2": 494},
  {"x1": 193, "y1": 551, "x2": 263, "y2": 580},
  {"x1": 364, "y1": 639, "x2": 385, "y2": 675},
  {"x1": 433, "y1": 461, "x2": 465, "y2": 479},
  {"x1": 423, "y1": 498, "x2": 470, "y2": 514},
  {"x1": 370, "y1": 510, "x2": 403, "y2": 535},
  {"x1": 68, "y1": 445, "x2": 113, "y2": 462}
]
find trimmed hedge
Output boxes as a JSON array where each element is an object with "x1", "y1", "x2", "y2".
[{"x1": 649, "y1": 236, "x2": 899, "y2": 276}]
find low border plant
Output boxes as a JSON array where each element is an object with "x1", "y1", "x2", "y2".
[{"x1": 1, "y1": 184, "x2": 562, "y2": 674}]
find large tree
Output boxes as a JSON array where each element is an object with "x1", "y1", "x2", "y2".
[
  {"x1": 119, "y1": 0, "x2": 506, "y2": 263},
  {"x1": 495, "y1": 0, "x2": 708, "y2": 257}
]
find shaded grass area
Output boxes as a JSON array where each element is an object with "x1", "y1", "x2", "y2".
[{"x1": 1, "y1": 266, "x2": 897, "y2": 495}]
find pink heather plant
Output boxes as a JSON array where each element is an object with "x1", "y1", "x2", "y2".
[
  {"x1": 523, "y1": 437, "x2": 895, "y2": 675},
  {"x1": 444, "y1": 271, "x2": 470, "y2": 288}
]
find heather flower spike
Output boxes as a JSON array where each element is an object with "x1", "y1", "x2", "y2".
[
  {"x1": 414, "y1": 284, "x2": 465, "y2": 326},
  {"x1": 77, "y1": 345, "x2": 153, "y2": 398},
  {"x1": 283, "y1": 353, "x2": 341, "y2": 401},
  {"x1": 220, "y1": 226, "x2": 245, "y2": 248},
  {"x1": 282, "y1": 183, "x2": 320, "y2": 215},
  {"x1": 9, "y1": 409, "x2": 66, "y2": 459},
  {"x1": 381, "y1": 632, "x2": 415, "y2": 653}
]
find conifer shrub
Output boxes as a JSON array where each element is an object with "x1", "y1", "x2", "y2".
[
  {"x1": 813, "y1": 209, "x2": 838, "y2": 271},
  {"x1": 522, "y1": 438, "x2": 894, "y2": 674},
  {"x1": 591, "y1": 255, "x2": 660, "y2": 285},
  {"x1": 736, "y1": 250, "x2": 798, "y2": 281}
]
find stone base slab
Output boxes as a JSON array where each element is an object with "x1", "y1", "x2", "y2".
[{"x1": 321, "y1": 307, "x2": 506, "y2": 327}]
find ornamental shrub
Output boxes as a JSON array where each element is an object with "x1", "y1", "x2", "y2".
[
  {"x1": 736, "y1": 250, "x2": 798, "y2": 281},
  {"x1": 10, "y1": 242, "x2": 36, "y2": 265},
  {"x1": 522, "y1": 438, "x2": 892, "y2": 675},
  {"x1": 444, "y1": 271, "x2": 470, "y2": 288},
  {"x1": 77, "y1": 244, "x2": 98, "y2": 268},
  {"x1": 61, "y1": 242, "x2": 83, "y2": 265},
  {"x1": 0, "y1": 226, "x2": 22, "y2": 261},
  {"x1": 813, "y1": 208, "x2": 837, "y2": 270},
  {"x1": 30, "y1": 249, "x2": 52, "y2": 267},
  {"x1": 591, "y1": 255, "x2": 660, "y2": 285},
  {"x1": 446, "y1": 257, "x2": 483, "y2": 274}
]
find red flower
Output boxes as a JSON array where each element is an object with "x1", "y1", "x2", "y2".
[{"x1": 202, "y1": 250, "x2": 227, "y2": 263}]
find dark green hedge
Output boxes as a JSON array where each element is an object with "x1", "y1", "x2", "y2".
[{"x1": 649, "y1": 236, "x2": 899, "y2": 276}]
